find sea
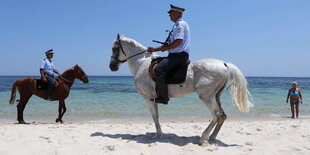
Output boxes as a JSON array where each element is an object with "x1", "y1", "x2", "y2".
[{"x1": 0, "y1": 76, "x2": 309, "y2": 123}]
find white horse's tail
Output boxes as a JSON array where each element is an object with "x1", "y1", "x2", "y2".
[{"x1": 225, "y1": 62, "x2": 253, "y2": 112}]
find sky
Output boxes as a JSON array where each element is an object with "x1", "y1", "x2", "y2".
[{"x1": 0, "y1": 0, "x2": 309, "y2": 77}]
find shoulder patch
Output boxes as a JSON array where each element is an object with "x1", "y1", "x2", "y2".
[{"x1": 177, "y1": 28, "x2": 182, "y2": 33}]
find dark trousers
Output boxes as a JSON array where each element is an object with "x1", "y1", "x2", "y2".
[
  {"x1": 154, "y1": 52, "x2": 189, "y2": 102},
  {"x1": 45, "y1": 74, "x2": 56, "y2": 99},
  {"x1": 155, "y1": 52, "x2": 189, "y2": 78}
]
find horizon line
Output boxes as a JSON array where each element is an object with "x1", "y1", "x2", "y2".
[{"x1": 0, "y1": 75, "x2": 309, "y2": 78}]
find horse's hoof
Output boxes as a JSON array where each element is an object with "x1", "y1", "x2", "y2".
[
  {"x1": 18, "y1": 120, "x2": 27, "y2": 124},
  {"x1": 152, "y1": 132, "x2": 163, "y2": 139},
  {"x1": 56, "y1": 119, "x2": 64, "y2": 124},
  {"x1": 199, "y1": 141, "x2": 209, "y2": 147},
  {"x1": 199, "y1": 138, "x2": 209, "y2": 147}
]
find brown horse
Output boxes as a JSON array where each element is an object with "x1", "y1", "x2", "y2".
[{"x1": 9, "y1": 65, "x2": 89, "y2": 124}]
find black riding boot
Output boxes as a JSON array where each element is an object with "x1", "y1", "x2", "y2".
[
  {"x1": 154, "y1": 77, "x2": 169, "y2": 104},
  {"x1": 44, "y1": 75, "x2": 56, "y2": 100},
  {"x1": 45, "y1": 84, "x2": 53, "y2": 100}
]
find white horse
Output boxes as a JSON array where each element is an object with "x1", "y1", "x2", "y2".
[{"x1": 109, "y1": 34, "x2": 253, "y2": 145}]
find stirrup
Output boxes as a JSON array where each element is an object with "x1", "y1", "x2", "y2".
[{"x1": 150, "y1": 98, "x2": 169, "y2": 104}]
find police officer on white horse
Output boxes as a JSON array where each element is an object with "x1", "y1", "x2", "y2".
[
  {"x1": 147, "y1": 4, "x2": 191, "y2": 105},
  {"x1": 40, "y1": 49, "x2": 61, "y2": 100}
]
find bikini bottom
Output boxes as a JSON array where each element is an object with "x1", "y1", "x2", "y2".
[{"x1": 290, "y1": 99, "x2": 299, "y2": 103}]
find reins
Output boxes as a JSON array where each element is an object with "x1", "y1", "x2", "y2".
[
  {"x1": 122, "y1": 50, "x2": 148, "y2": 62},
  {"x1": 59, "y1": 75, "x2": 73, "y2": 83}
]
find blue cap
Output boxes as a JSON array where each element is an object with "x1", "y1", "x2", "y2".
[{"x1": 168, "y1": 4, "x2": 185, "y2": 13}]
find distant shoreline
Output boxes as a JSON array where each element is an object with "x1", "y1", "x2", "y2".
[{"x1": 2, "y1": 113, "x2": 309, "y2": 124}]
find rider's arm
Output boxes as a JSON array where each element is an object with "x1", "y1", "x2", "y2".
[
  {"x1": 148, "y1": 39, "x2": 183, "y2": 52},
  {"x1": 40, "y1": 68, "x2": 47, "y2": 82},
  {"x1": 40, "y1": 69, "x2": 45, "y2": 77},
  {"x1": 40, "y1": 60, "x2": 47, "y2": 80},
  {"x1": 53, "y1": 69, "x2": 61, "y2": 76}
]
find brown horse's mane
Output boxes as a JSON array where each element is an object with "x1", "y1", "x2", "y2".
[
  {"x1": 62, "y1": 66, "x2": 75, "y2": 75},
  {"x1": 61, "y1": 66, "x2": 75, "y2": 77}
]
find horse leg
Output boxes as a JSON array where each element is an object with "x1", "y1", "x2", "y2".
[
  {"x1": 16, "y1": 96, "x2": 31, "y2": 124},
  {"x1": 60, "y1": 102, "x2": 67, "y2": 123},
  {"x1": 145, "y1": 98, "x2": 163, "y2": 138},
  {"x1": 209, "y1": 93, "x2": 227, "y2": 140},
  {"x1": 198, "y1": 93, "x2": 224, "y2": 146},
  {"x1": 56, "y1": 100, "x2": 66, "y2": 124}
]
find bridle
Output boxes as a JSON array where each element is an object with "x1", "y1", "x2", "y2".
[
  {"x1": 59, "y1": 66, "x2": 87, "y2": 83},
  {"x1": 111, "y1": 39, "x2": 147, "y2": 63},
  {"x1": 75, "y1": 66, "x2": 88, "y2": 82}
]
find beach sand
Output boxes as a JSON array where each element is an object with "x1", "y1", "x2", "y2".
[{"x1": 0, "y1": 118, "x2": 309, "y2": 155}]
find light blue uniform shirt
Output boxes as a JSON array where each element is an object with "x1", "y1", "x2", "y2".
[
  {"x1": 40, "y1": 59, "x2": 55, "y2": 76},
  {"x1": 168, "y1": 18, "x2": 190, "y2": 54}
]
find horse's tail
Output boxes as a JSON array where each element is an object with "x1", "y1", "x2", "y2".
[
  {"x1": 9, "y1": 80, "x2": 20, "y2": 104},
  {"x1": 225, "y1": 62, "x2": 254, "y2": 112}
]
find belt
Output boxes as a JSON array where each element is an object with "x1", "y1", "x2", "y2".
[
  {"x1": 169, "y1": 51, "x2": 187, "y2": 55},
  {"x1": 45, "y1": 73, "x2": 54, "y2": 77}
]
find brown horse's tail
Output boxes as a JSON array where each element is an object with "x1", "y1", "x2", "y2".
[{"x1": 9, "y1": 80, "x2": 20, "y2": 104}]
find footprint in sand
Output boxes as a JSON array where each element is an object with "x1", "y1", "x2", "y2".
[
  {"x1": 39, "y1": 136, "x2": 50, "y2": 140},
  {"x1": 291, "y1": 125, "x2": 298, "y2": 128},
  {"x1": 245, "y1": 142, "x2": 254, "y2": 146},
  {"x1": 105, "y1": 145, "x2": 115, "y2": 151}
]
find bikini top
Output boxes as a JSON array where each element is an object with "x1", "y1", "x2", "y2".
[{"x1": 290, "y1": 90, "x2": 299, "y2": 96}]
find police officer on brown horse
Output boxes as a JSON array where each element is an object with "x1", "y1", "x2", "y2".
[{"x1": 147, "y1": 4, "x2": 191, "y2": 105}]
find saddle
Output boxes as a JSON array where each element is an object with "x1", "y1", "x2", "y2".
[
  {"x1": 149, "y1": 57, "x2": 190, "y2": 84},
  {"x1": 36, "y1": 79, "x2": 59, "y2": 90}
]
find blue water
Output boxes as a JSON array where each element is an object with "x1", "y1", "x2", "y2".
[{"x1": 0, "y1": 76, "x2": 309, "y2": 122}]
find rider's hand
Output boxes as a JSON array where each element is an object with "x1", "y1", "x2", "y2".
[
  {"x1": 147, "y1": 47, "x2": 156, "y2": 52},
  {"x1": 42, "y1": 77, "x2": 47, "y2": 83}
]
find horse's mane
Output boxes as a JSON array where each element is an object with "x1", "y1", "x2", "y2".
[
  {"x1": 62, "y1": 66, "x2": 74, "y2": 75},
  {"x1": 120, "y1": 36, "x2": 158, "y2": 59},
  {"x1": 121, "y1": 36, "x2": 147, "y2": 52}
]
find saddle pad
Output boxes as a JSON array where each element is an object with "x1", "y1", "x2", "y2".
[
  {"x1": 36, "y1": 79, "x2": 48, "y2": 90},
  {"x1": 36, "y1": 79, "x2": 59, "y2": 90},
  {"x1": 149, "y1": 57, "x2": 190, "y2": 84}
]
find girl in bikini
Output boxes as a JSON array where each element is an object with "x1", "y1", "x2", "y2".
[{"x1": 286, "y1": 81, "x2": 303, "y2": 118}]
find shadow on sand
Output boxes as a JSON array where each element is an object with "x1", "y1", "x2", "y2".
[{"x1": 90, "y1": 132, "x2": 240, "y2": 147}]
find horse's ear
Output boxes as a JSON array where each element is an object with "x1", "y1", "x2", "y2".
[{"x1": 117, "y1": 33, "x2": 120, "y2": 40}]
